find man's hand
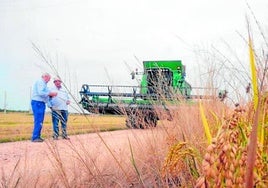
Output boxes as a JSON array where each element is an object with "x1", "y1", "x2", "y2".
[{"x1": 49, "y1": 92, "x2": 57, "y2": 97}]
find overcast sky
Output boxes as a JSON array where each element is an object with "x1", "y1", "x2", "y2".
[{"x1": 0, "y1": 0, "x2": 267, "y2": 111}]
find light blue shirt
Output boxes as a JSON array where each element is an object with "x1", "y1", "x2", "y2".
[
  {"x1": 48, "y1": 86, "x2": 69, "y2": 111},
  {"x1": 31, "y1": 78, "x2": 50, "y2": 103}
]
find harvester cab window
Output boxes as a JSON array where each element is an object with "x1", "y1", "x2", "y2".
[{"x1": 147, "y1": 68, "x2": 173, "y2": 96}]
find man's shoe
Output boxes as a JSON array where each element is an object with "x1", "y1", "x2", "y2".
[
  {"x1": 32, "y1": 138, "x2": 44, "y2": 142},
  {"x1": 62, "y1": 136, "x2": 70, "y2": 140},
  {"x1": 53, "y1": 137, "x2": 58, "y2": 140}
]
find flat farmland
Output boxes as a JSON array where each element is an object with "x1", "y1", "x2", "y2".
[{"x1": 0, "y1": 112, "x2": 126, "y2": 143}]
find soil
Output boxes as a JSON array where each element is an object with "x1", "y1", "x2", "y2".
[{"x1": 0, "y1": 129, "x2": 164, "y2": 187}]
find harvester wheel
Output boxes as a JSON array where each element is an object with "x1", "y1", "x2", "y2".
[
  {"x1": 126, "y1": 113, "x2": 142, "y2": 129},
  {"x1": 144, "y1": 111, "x2": 157, "y2": 127},
  {"x1": 125, "y1": 109, "x2": 157, "y2": 129}
]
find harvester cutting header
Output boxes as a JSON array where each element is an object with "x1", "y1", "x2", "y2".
[{"x1": 79, "y1": 60, "x2": 224, "y2": 128}]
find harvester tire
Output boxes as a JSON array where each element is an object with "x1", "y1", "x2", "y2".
[
  {"x1": 144, "y1": 111, "x2": 157, "y2": 127},
  {"x1": 126, "y1": 113, "x2": 141, "y2": 129},
  {"x1": 125, "y1": 109, "x2": 157, "y2": 129}
]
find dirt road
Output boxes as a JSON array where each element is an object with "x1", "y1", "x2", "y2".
[{"x1": 0, "y1": 128, "x2": 167, "y2": 187}]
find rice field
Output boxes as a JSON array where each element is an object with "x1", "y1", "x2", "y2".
[{"x1": 0, "y1": 112, "x2": 126, "y2": 143}]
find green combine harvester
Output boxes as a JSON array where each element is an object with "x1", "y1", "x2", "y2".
[{"x1": 79, "y1": 60, "x2": 223, "y2": 128}]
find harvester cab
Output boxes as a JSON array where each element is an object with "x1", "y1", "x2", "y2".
[
  {"x1": 139, "y1": 60, "x2": 191, "y2": 99},
  {"x1": 79, "y1": 60, "x2": 221, "y2": 128}
]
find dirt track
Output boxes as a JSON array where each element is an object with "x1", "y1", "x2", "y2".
[
  {"x1": 0, "y1": 129, "x2": 138, "y2": 172},
  {"x1": 0, "y1": 128, "x2": 166, "y2": 186}
]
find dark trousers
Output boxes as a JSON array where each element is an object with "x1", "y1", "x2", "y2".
[{"x1": 52, "y1": 110, "x2": 68, "y2": 138}]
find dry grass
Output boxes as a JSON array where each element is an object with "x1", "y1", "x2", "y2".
[{"x1": 1, "y1": 97, "x2": 267, "y2": 187}]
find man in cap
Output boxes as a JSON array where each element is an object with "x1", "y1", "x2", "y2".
[{"x1": 48, "y1": 76, "x2": 71, "y2": 140}]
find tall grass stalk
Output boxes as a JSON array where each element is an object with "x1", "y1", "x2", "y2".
[
  {"x1": 46, "y1": 142, "x2": 71, "y2": 188},
  {"x1": 128, "y1": 138, "x2": 145, "y2": 186},
  {"x1": 199, "y1": 101, "x2": 212, "y2": 145},
  {"x1": 245, "y1": 102, "x2": 260, "y2": 188},
  {"x1": 1, "y1": 159, "x2": 21, "y2": 187},
  {"x1": 245, "y1": 33, "x2": 260, "y2": 188},
  {"x1": 249, "y1": 37, "x2": 259, "y2": 110}
]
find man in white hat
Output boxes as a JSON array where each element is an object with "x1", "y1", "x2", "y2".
[{"x1": 48, "y1": 76, "x2": 70, "y2": 140}]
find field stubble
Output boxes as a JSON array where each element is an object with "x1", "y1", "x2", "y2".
[{"x1": 0, "y1": 112, "x2": 126, "y2": 143}]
